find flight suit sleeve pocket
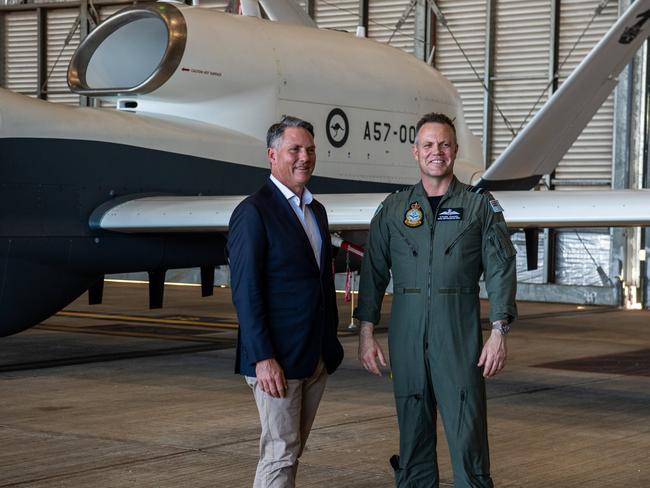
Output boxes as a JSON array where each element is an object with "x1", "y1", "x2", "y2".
[{"x1": 490, "y1": 225, "x2": 516, "y2": 265}]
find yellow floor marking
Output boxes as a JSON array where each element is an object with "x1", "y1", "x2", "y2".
[{"x1": 56, "y1": 311, "x2": 239, "y2": 329}]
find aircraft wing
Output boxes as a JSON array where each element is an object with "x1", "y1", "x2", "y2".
[
  {"x1": 90, "y1": 194, "x2": 388, "y2": 232},
  {"x1": 93, "y1": 190, "x2": 650, "y2": 233}
]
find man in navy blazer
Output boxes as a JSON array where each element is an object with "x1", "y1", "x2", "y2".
[{"x1": 227, "y1": 116, "x2": 343, "y2": 487}]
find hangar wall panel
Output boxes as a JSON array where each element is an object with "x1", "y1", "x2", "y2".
[
  {"x1": 314, "y1": 0, "x2": 359, "y2": 32},
  {"x1": 555, "y1": 230, "x2": 612, "y2": 285},
  {"x1": 46, "y1": 8, "x2": 80, "y2": 104},
  {"x1": 367, "y1": 0, "x2": 416, "y2": 53},
  {"x1": 490, "y1": 0, "x2": 551, "y2": 163},
  {"x1": 433, "y1": 0, "x2": 487, "y2": 141},
  {"x1": 4, "y1": 10, "x2": 38, "y2": 96},
  {"x1": 554, "y1": 0, "x2": 618, "y2": 188}
]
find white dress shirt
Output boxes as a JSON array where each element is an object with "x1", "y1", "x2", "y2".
[{"x1": 270, "y1": 175, "x2": 322, "y2": 268}]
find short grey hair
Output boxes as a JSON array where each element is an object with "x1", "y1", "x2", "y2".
[
  {"x1": 266, "y1": 116, "x2": 315, "y2": 149},
  {"x1": 414, "y1": 112, "x2": 457, "y2": 145}
]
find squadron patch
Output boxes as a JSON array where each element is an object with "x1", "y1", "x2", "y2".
[
  {"x1": 403, "y1": 202, "x2": 424, "y2": 228},
  {"x1": 437, "y1": 208, "x2": 463, "y2": 221},
  {"x1": 489, "y1": 199, "x2": 504, "y2": 213}
]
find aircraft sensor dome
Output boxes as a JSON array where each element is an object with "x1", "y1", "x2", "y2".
[{"x1": 68, "y1": 3, "x2": 186, "y2": 96}]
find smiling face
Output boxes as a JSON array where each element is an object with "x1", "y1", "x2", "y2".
[
  {"x1": 268, "y1": 127, "x2": 316, "y2": 197},
  {"x1": 412, "y1": 122, "x2": 458, "y2": 183}
]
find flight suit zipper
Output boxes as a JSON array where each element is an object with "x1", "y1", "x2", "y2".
[
  {"x1": 426, "y1": 196, "x2": 445, "y2": 353},
  {"x1": 426, "y1": 232, "x2": 432, "y2": 353}
]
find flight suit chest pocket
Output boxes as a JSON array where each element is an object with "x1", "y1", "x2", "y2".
[{"x1": 444, "y1": 221, "x2": 480, "y2": 256}]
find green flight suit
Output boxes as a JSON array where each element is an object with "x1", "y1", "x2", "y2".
[{"x1": 355, "y1": 177, "x2": 517, "y2": 488}]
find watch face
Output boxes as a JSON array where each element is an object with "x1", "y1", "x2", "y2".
[{"x1": 493, "y1": 323, "x2": 510, "y2": 335}]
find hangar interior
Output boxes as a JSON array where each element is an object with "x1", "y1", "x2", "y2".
[{"x1": 1, "y1": 0, "x2": 648, "y2": 308}]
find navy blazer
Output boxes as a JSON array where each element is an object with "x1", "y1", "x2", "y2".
[{"x1": 227, "y1": 179, "x2": 343, "y2": 379}]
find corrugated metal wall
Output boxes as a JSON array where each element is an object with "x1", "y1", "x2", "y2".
[
  {"x1": 490, "y1": 0, "x2": 552, "y2": 162},
  {"x1": 367, "y1": 0, "x2": 416, "y2": 53},
  {"x1": 314, "y1": 0, "x2": 359, "y2": 31},
  {"x1": 433, "y1": 0, "x2": 487, "y2": 140},
  {"x1": 554, "y1": 0, "x2": 618, "y2": 188},
  {"x1": 4, "y1": 10, "x2": 38, "y2": 97},
  {"x1": 46, "y1": 7, "x2": 79, "y2": 104},
  {"x1": 433, "y1": 0, "x2": 619, "y2": 187}
]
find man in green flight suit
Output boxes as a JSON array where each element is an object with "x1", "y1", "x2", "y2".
[{"x1": 356, "y1": 112, "x2": 517, "y2": 488}]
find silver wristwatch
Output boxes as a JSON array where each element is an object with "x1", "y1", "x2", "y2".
[{"x1": 491, "y1": 321, "x2": 511, "y2": 335}]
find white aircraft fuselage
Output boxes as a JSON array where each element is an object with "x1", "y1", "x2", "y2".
[{"x1": 1, "y1": 0, "x2": 650, "y2": 337}]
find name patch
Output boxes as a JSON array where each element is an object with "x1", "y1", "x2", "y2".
[{"x1": 437, "y1": 208, "x2": 463, "y2": 221}]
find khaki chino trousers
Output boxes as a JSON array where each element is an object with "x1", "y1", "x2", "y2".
[{"x1": 246, "y1": 360, "x2": 327, "y2": 488}]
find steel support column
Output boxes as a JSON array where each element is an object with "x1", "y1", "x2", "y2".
[
  {"x1": 610, "y1": 59, "x2": 633, "y2": 305},
  {"x1": 546, "y1": 0, "x2": 560, "y2": 191},
  {"x1": 543, "y1": 0, "x2": 561, "y2": 285},
  {"x1": 611, "y1": 0, "x2": 644, "y2": 308},
  {"x1": 481, "y1": 0, "x2": 496, "y2": 166},
  {"x1": 641, "y1": 41, "x2": 650, "y2": 309},
  {"x1": 358, "y1": 0, "x2": 368, "y2": 35},
  {"x1": 414, "y1": 0, "x2": 427, "y2": 61},
  {"x1": 79, "y1": 0, "x2": 91, "y2": 107},
  {"x1": 36, "y1": 7, "x2": 48, "y2": 100}
]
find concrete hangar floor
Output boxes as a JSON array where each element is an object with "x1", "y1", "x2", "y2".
[{"x1": 1, "y1": 282, "x2": 649, "y2": 487}]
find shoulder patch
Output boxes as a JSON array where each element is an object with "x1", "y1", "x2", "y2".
[
  {"x1": 489, "y1": 199, "x2": 504, "y2": 213},
  {"x1": 465, "y1": 185, "x2": 485, "y2": 194}
]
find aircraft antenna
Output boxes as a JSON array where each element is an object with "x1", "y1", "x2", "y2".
[{"x1": 515, "y1": 0, "x2": 612, "y2": 137}]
